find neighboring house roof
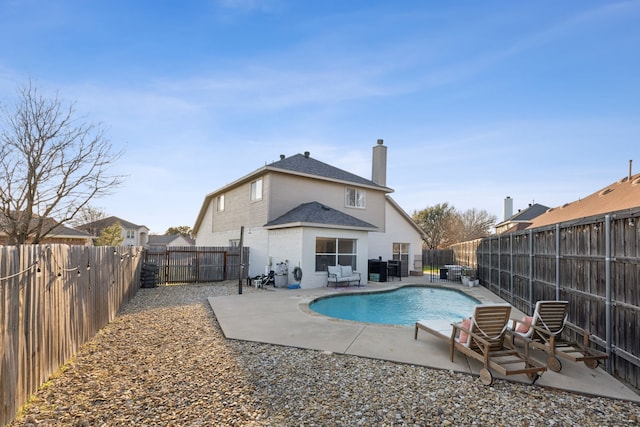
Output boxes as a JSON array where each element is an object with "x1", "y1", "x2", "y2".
[
  {"x1": 264, "y1": 202, "x2": 377, "y2": 230},
  {"x1": 495, "y1": 203, "x2": 550, "y2": 234},
  {"x1": 506, "y1": 203, "x2": 550, "y2": 222},
  {"x1": 148, "y1": 235, "x2": 195, "y2": 246},
  {"x1": 194, "y1": 152, "x2": 393, "y2": 233},
  {"x1": 50, "y1": 225, "x2": 94, "y2": 239},
  {"x1": 79, "y1": 216, "x2": 149, "y2": 236},
  {"x1": 526, "y1": 173, "x2": 640, "y2": 229},
  {"x1": 0, "y1": 213, "x2": 93, "y2": 243}
]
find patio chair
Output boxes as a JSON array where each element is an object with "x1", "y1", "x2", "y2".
[
  {"x1": 251, "y1": 270, "x2": 275, "y2": 288},
  {"x1": 509, "y1": 300, "x2": 608, "y2": 372},
  {"x1": 415, "y1": 303, "x2": 546, "y2": 386}
]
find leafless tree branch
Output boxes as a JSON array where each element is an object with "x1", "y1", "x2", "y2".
[{"x1": 0, "y1": 80, "x2": 125, "y2": 244}]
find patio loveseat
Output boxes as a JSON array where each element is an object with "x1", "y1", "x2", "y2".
[{"x1": 327, "y1": 265, "x2": 362, "y2": 288}]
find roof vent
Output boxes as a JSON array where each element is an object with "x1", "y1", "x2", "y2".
[
  {"x1": 280, "y1": 154, "x2": 285, "y2": 160},
  {"x1": 304, "y1": 151, "x2": 310, "y2": 158},
  {"x1": 599, "y1": 188, "x2": 613, "y2": 196}
]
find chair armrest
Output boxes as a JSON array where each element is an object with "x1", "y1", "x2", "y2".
[
  {"x1": 506, "y1": 329, "x2": 534, "y2": 346},
  {"x1": 451, "y1": 322, "x2": 470, "y2": 335},
  {"x1": 529, "y1": 323, "x2": 557, "y2": 338}
]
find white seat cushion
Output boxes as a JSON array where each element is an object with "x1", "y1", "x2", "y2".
[{"x1": 328, "y1": 266, "x2": 341, "y2": 277}]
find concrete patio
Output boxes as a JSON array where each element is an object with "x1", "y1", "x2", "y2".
[{"x1": 208, "y1": 276, "x2": 639, "y2": 402}]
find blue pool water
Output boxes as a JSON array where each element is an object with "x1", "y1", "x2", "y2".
[{"x1": 309, "y1": 286, "x2": 480, "y2": 326}]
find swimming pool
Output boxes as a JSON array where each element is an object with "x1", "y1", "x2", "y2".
[{"x1": 309, "y1": 286, "x2": 480, "y2": 326}]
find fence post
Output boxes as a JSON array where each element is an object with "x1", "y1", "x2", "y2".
[
  {"x1": 498, "y1": 236, "x2": 502, "y2": 296},
  {"x1": 509, "y1": 233, "x2": 513, "y2": 301},
  {"x1": 528, "y1": 229, "x2": 533, "y2": 314},
  {"x1": 555, "y1": 224, "x2": 561, "y2": 300},
  {"x1": 605, "y1": 214, "x2": 612, "y2": 373},
  {"x1": 238, "y1": 226, "x2": 244, "y2": 295},
  {"x1": 489, "y1": 237, "x2": 493, "y2": 290}
]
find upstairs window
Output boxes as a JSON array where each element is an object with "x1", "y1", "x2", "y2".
[
  {"x1": 216, "y1": 194, "x2": 225, "y2": 212},
  {"x1": 251, "y1": 178, "x2": 263, "y2": 201},
  {"x1": 345, "y1": 187, "x2": 365, "y2": 208},
  {"x1": 126, "y1": 230, "x2": 135, "y2": 239}
]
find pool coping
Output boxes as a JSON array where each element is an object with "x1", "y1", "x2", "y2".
[{"x1": 208, "y1": 278, "x2": 640, "y2": 402}]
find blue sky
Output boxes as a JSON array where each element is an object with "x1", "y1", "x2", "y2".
[{"x1": 1, "y1": 0, "x2": 639, "y2": 234}]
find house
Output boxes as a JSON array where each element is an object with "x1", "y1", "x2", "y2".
[
  {"x1": 0, "y1": 223, "x2": 94, "y2": 246},
  {"x1": 40, "y1": 225, "x2": 94, "y2": 246},
  {"x1": 77, "y1": 216, "x2": 149, "y2": 246},
  {"x1": 192, "y1": 140, "x2": 426, "y2": 288},
  {"x1": 495, "y1": 197, "x2": 550, "y2": 234},
  {"x1": 0, "y1": 213, "x2": 93, "y2": 246},
  {"x1": 147, "y1": 234, "x2": 195, "y2": 248},
  {"x1": 525, "y1": 170, "x2": 640, "y2": 229}
]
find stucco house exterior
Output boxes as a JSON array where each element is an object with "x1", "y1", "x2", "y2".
[
  {"x1": 77, "y1": 216, "x2": 150, "y2": 247},
  {"x1": 192, "y1": 140, "x2": 425, "y2": 288}
]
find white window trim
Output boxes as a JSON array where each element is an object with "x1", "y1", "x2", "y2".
[
  {"x1": 251, "y1": 178, "x2": 263, "y2": 202},
  {"x1": 345, "y1": 187, "x2": 365, "y2": 208},
  {"x1": 315, "y1": 237, "x2": 358, "y2": 272}
]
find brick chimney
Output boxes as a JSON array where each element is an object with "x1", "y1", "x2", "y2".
[{"x1": 371, "y1": 139, "x2": 387, "y2": 186}]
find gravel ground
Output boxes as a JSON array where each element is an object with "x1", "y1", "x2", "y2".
[{"x1": 9, "y1": 282, "x2": 640, "y2": 427}]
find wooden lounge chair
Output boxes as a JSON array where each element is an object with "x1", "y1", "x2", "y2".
[
  {"x1": 415, "y1": 303, "x2": 546, "y2": 386},
  {"x1": 509, "y1": 300, "x2": 608, "y2": 372}
]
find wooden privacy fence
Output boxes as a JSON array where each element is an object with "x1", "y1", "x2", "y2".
[
  {"x1": 143, "y1": 246, "x2": 249, "y2": 283},
  {"x1": 422, "y1": 249, "x2": 454, "y2": 268},
  {"x1": 469, "y1": 210, "x2": 640, "y2": 391},
  {"x1": 1, "y1": 244, "x2": 142, "y2": 426}
]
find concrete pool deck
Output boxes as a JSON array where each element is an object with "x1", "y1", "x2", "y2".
[{"x1": 208, "y1": 276, "x2": 640, "y2": 402}]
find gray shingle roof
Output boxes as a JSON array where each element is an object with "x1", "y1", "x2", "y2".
[
  {"x1": 501, "y1": 203, "x2": 550, "y2": 223},
  {"x1": 148, "y1": 235, "x2": 179, "y2": 245},
  {"x1": 79, "y1": 216, "x2": 147, "y2": 235},
  {"x1": 268, "y1": 153, "x2": 385, "y2": 188},
  {"x1": 264, "y1": 202, "x2": 378, "y2": 230}
]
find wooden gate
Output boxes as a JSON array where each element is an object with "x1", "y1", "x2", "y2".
[{"x1": 144, "y1": 246, "x2": 249, "y2": 283}]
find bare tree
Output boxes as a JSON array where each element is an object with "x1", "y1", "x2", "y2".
[
  {"x1": 0, "y1": 81, "x2": 125, "y2": 244},
  {"x1": 413, "y1": 204, "x2": 497, "y2": 248},
  {"x1": 457, "y1": 208, "x2": 497, "y2": 241},
  {"x1": 70, "y1": 205, "x2": 108, "y2": 228}
]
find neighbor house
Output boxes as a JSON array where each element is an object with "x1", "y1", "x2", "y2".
[
  {"x1": 0, "y1": 214, "x2": 93, "y2": 246},
  {"x1": 77, "y1": 216, "x2": 150, "y2": 246},
  {"x1": 147, "y1": 234, "x2": 195, "y2": 249},
  {"x1": 192, "y1": 140, "x2": 425, "y2": 288},
  {"x1": 495, "y1": 197, "x2": 550, "y2": 234}
]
